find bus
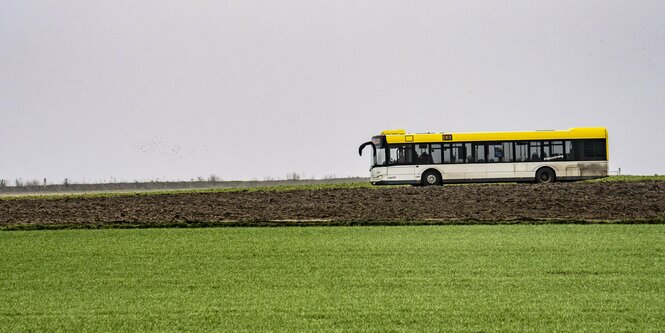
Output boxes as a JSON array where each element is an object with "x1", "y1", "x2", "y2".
[{"x1": 358, "y1": 127, "x2": 608, "y2": 185}]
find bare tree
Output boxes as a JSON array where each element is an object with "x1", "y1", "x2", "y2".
[
  {"x1": 286, "y1": 172, "x2": 301, "y2": 180},
  {"x1": 15, "y1": 178, "x2": 24, "y2": 187},
  {"x1": 208, "y1": 174, "x2": 221, "y2": 182},
  {"x1": 26, "y1": 179, "x2": 40, "y2": 186},
  {"x1": 0, "y1": 179, "x2": 6, "y2": 187}
]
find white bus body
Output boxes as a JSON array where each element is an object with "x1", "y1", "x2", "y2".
[{"x1": 360, "y1": 128, "x2": 609, "y2": 185}]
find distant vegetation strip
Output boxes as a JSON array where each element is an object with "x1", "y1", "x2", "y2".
[
  {"x1": 586, "y1": 175, "x2": 665, "y2": 182},
  {"x1": 0, "y1": 177, "x2": 369, "y2": 195},
  {"x1": 0, "y1": 182, "x2": 379, "y2": 201}
]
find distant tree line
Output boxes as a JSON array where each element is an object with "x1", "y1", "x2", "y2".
[{"x1": 0, "y1": 173, "x2": 359, "y2": 190}]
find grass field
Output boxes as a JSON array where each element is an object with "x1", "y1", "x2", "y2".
[{"x1": 1, "y1": 225, "x2": 663, "y2": 332}]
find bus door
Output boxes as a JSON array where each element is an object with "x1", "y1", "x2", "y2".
[
  {"x1": 461, "y1": 143, "x2": 487, "y2": 180},
  {"x1": 386, "y1": 145, "x2": 419, "y2": 182},
  {"x1": 485, "y1": 142, "x2": 514, "y2": 180}
]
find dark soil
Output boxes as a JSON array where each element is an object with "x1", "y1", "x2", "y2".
[{"x1": 1, "y1": 181, "x2": 664, "y2": 229}]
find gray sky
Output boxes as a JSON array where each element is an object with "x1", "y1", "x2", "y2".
[{"x1": 1, "y1": 0, "x2": 664, "y2": 183}]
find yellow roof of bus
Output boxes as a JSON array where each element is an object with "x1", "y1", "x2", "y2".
[{"x1": 381, "y1": 127, "x2": 608, "y2": 144}]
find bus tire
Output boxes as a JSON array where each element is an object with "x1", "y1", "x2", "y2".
[
  {"x1": 536, "y1": 167, "x2": 556, "y2": 184},
  {"x1": 421, "y1": 170, "x2": 442, "y2": 186}
]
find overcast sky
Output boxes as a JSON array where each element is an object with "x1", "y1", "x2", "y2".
[{"x1": 1, "y1": 0, "x2": 664, "y2": 183}]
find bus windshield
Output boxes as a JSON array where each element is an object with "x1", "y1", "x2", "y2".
[
  {"x1": 373, "y1": 147, "x2": 387, "y2": 166},
  {"x1": 371, "y1": 136, "x2": 387, "y2": 167}
]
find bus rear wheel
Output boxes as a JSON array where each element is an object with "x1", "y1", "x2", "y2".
[
  {"x1": 536, "y1": 167, "x2": 555, "y2": 183},
  {"x1": 421, "y1": 170, "x2": 442, "y2": 186}
]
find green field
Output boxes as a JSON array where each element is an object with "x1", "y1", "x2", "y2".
[{"x1": 1, "y1": 225, "x2": 663, "y2": 332}]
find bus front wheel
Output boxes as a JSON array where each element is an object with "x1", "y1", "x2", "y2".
[
  {"x1": 536, "y1": 167, "x2": 555, "y2": 184},
  {"x1": 421, "y1": 170, "x2": 442, "y2": 186}
]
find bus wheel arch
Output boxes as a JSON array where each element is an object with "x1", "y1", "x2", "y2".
[
  {"x1": 421, "y1": 169, "x2": 442, "y2": 186},
  {"x1": 535, "y1": 167, "x2": 556, "y2": 183}
]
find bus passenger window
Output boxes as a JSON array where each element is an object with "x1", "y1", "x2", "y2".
[
  {"x1": 488, "y1": 143, "x2": 503, "y2": 162},
  {"x1": 474, "y1": 143, "x2": 486, "y2": 162},
  {"x1": 547, "y1": 141, "x2": 564, "y2": 161},
  {"x1": 445, "y1": 143, "x2": 465, "y2": 164},
  {"x1": 389, "y1": 145, "x2": 416, "y2": 165},
  {"x1": 443, "y1": 144, "x2": 451, "y2": 164},
  {"x1": 454, "y1": 144, "x2": 466, "y2": 163},
  {"x1": 564, "y1": 141, "x2": 574, "y2": 160},
  {"x1": 465, "y1": 143, "x2": 474, "y2": 163},
  {"x1": 415, "y1": 144, "x2": 432, "y2": 164},
  {"x1": 388, "y1": 147, "x2": 398, "y2": 165},
  {"x1": 515, "y1": 142, "x2": 528, "y2": 162},
  {"x1": 529, "y1": 142, "x2": 542, "y2": 161},
  {"x1": 502, "y1": 142, "x2": 513, "y2": 162},
  {"x1": 431, "y1": 144, "x2": 442, "y2": 164},
  {"x1": 397, "y1": 150, "x2": 406, "y2": 164},
  {"x1": 582, "y1": 139, "x2": 607, "y2": 160}
]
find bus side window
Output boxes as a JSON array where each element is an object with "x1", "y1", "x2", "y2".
[
  {"x1": 415, "y1": 144, "x2": 431, "y2": 164},
  {"x1": 529, "y1": 141, "x2": 542, "y2": 161},
  {"x1": 454, "y1": 144, "x2": 466, "y2": 163},
  {"x1": 465, "y1": 143, "x2": 474, "y2": 163},
  {"x1": 443, "y1": 143, "x2": 466, "y2": 164},
  {"x1": 572, "y1": 140, "x2": 585, "y2": 160},
  {"x1": 549, "y1": 141, "x2": 564, "y2": 160},
  {"x1": 405, "y1": 146, "x2": 416, "y2": 164},
  {"x1": 388, "y1": 145, "x2": 414, "y2": 165},
  {"x1": 392, "y1": 145, "x2": 416, "y2": 165},
  {"x1": 515, "y1": 142, "x2": 528, "y2": 161},
  {"x1": 474, "y1": 143, "x2": 486, "y2": 162},
  {"x1": 488, "y1": 143, "x2": 505, "y2": 162},
  {"x1": 431, "y1": 144, "x2": 442, "y2": 164},
  {"x1": 388, "y1": 146, "x2": 399, "y2": 165},
  {"x1": 502, "y1": 142, "x2": 513, "y2": 162},
  {"x1": 445, "y1": 143, "x2": 465, "y2": 164},
  {"x1": 582, "y1": 139, "x2": 607, "y2": 160},
  {"x1": 564, "y1": 141, "x2": 573, "y2": 160}
]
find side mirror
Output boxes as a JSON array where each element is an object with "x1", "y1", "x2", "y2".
[{"x1": 358, "y1": 141, "x2": 376, "y2": 156}]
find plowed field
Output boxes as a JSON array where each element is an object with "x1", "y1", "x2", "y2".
[{"x1": 1, "y1": 181, "x2": 664, "y2": 228}]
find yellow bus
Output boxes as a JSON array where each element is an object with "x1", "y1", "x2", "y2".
[{"x1": 358, "y1": 127, "x2": 608, "y2": 185}]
